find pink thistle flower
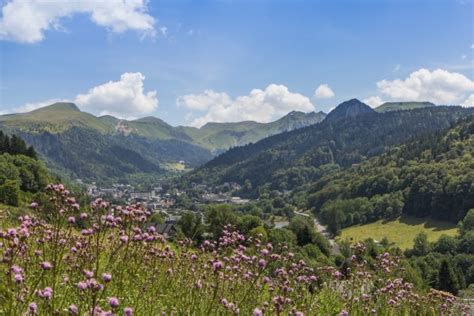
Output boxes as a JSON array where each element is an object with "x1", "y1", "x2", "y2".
[
  {"x1": 120, "y1": 235, "x2": 129, "y2": 243},
  {"x1": 253, "y1": 308, "x2": 263, "y2": 316},
  {"x1": 40, "y1": 261, "x2": 52, "y2": 270},
  {"x1": 83, "y1": 270, "x2": 94, "y2": 279},
  {"x1": 11, "y1": 265, "x2": 23, "y2": 274},
  {"x1": 212, "y1": 260, "x2": 223, "y2": 271},
  {"x1": 68, "y1": 304, "x2": 78, "y2": 315},
  {"x1": 102, "y1": 273, "x2": 112, "y2": 283},
  {"x1": 28, "y1": 302, "x2": 38, "y2": 314},
  {"x1": 14, "y1": 274, "x2": 23, "y2": 283},
  {"x1": 39, "y1": 287, "x2": 53, "y2": 300},
  {"x1": 80, "y1": 213, "x2": 88, "y2": 220},
  {"x1": 77, "y1": 281, "x2": 88, "y2": 290},
  {"x1": 258, "y1": 259, "x2": 266, "y2": 269},
  {"x1": 68, "y1": 216, "x2": 76, "y2": 224},
  {"x1": 339, "y1": 310, "x2": 348, "y2": 316},
  {"x1": 7, "y1": 228, "x2": 17, "y2": 236},
  {"x1": 124, "y1": 307, "x2": 133, "y2": 316},
  {"x1": 30, "y1": 202, "x2": 38, "y2": 209},
  {"x1": 108, "y1": 297, "x2": 119, "y2": 308}
]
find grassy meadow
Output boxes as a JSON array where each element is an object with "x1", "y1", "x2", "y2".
[{"x1": 339, "y1": 215, "x2": 458, "y2": 249}]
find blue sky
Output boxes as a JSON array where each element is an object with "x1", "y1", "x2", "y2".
[{"x1": 1, "y1": 0, "x2": 473, "y2": 126}]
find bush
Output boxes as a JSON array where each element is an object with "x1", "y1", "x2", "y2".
[{"x1": 0, "y1": 180, "x2": 20, "y2": 206}]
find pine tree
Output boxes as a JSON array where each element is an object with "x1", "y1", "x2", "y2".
[{"x1": 437, "y1": 259, "x2": 459, "y2": 294}]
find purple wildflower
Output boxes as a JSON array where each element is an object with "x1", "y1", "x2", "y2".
[
  {"x1": 40, "y1": 261, "x2": 52, "y2": 270},
  {"x1": 102, "y1": 273, "x2": 112, "y2": 283},
  {"x1": 28, "y1": 302, "x2": 38, "y2": 314},
  {"x1": 108, "y1": 297, "x2": 119, "y2": 308}
]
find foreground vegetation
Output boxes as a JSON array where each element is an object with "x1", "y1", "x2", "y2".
[
  {"x1": 0, "y1": 185, "x2": 471, "y2": 315},
  {"x1": 339, "y1": 216, "x2": 458, "y2": 250}
]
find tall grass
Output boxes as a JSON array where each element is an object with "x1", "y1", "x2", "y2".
[{"x1": 0, "y1": 184, "x2": 469, "y2": 315}]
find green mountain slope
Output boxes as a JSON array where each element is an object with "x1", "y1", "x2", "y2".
[
  {"x1": 0, "y1": 103, "x2": 114, "y2": 134},
  {"x1": 186, "y1": 100, "x2": 473, "y2": 195},
  {"x1": 308, "y1": 115, "x2": 474, "y2": 233},
  {"x1": 0, "y1": 103, "x2": 324, "y2": 183},
  {"x1": 375, "y1": 101, "x2": 435, "y2": 113}
]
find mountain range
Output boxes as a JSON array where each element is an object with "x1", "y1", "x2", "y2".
[
  {"x1": 187, "y1": 99, "x2": 473, "y2": 193},
  {"x1": 2, "y1": 99, "x2": 470, "y2": 187},
  {"x1": 0, "y1": 103, "x2": 325, "y2": 183}
]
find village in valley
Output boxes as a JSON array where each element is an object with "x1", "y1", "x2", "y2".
[{"x1": 85, "y1": 181, "x2": 251, "y2": 238}]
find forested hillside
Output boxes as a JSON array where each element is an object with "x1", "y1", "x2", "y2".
[
  {"x1": 17, "y1": 127, "x2": 211, "y2": 184},
  {"x1": 188, "y1": 100, "x2": 473, "y2": 195},
  {"x1": 0, "y1": 132, "x2": 50, "y2": 206},
  {"x1": 307, "y1": 116, "x2": 474, "y2": 233}
]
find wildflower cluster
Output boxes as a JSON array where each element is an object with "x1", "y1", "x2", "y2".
[{"x1": 0, "y1": 185, "x2": 470, "y2": 315}]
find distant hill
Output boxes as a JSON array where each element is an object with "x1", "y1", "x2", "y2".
[
  {"x1": 180, "y1": 111, "x2": 326, "y2": 154},
  {"x1": 375, "y1": 101, "x2": 435, "y2": 113},
  {"x1": 0, "y1": 103, "x2": 323, "y2": 183}
]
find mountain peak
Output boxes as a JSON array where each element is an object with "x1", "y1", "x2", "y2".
[
  {"x1": 133, "y1": 116, "x2": 167, "y2": 124},
  {"x1": 34, "y1": 102, "x2": 81, "y2": 113},
  {"x1": 325, "y1": 99, "x2": 376, "y2": 122}
]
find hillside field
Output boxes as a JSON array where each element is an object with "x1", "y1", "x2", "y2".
[{"x1": 338, "y1": 216, "x2": 458, "y2": 249}]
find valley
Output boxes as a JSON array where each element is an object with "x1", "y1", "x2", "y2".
[
  {"x1": 2, "y1": 2, "x2": 472, "y2": 313},
  {"x1": 1, "y1": 99, "x2": 473, "y2": 313}
]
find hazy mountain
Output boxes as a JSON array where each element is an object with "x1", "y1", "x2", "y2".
[
  {"x1": 179, "y1": 110, "x2": 326, "y2": 153},
  {"x1": 375, "y1": 101, "x2": 436, "y2": 113}
]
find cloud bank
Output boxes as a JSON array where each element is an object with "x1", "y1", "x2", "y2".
[
  {"x1": 177, "y1": 84, "x2": 315, "y2": 127},
  {"x1": 0, "y1": 0, "x2": 156, "y2": 43},
  {"x1": 375, "y1": 68, "x2": 474, "y2": 105}
]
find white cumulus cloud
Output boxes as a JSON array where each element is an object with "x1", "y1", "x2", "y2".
[
  {"x1": 177, "y1": 90, "x2": 231, "y2": 111},
  {"x1": 74, "y1": 72, "x2": 158, "y2": 118},
  {"x1": 177, "y1": 84, "x2": 315, "y2": 127},
  {"x1": 462, "y1": 94, "x2": 474, "y2": 107},
  {"x1": 376, "y1": 68, "x2": 474, "y2": 105},
  {"x1": 314, "y1": 84, "x2": 335, "y2": 99},
  {"x1": 363, "y1": 96, "x2": 384, "y2": 108},
  {"x1": 0, "y1": 0, "x2": 156, "y2": 43}
]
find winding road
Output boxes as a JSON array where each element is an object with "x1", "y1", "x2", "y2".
[{"x1": 294, "y1": 210, "x2": 341, "y2": 255}]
